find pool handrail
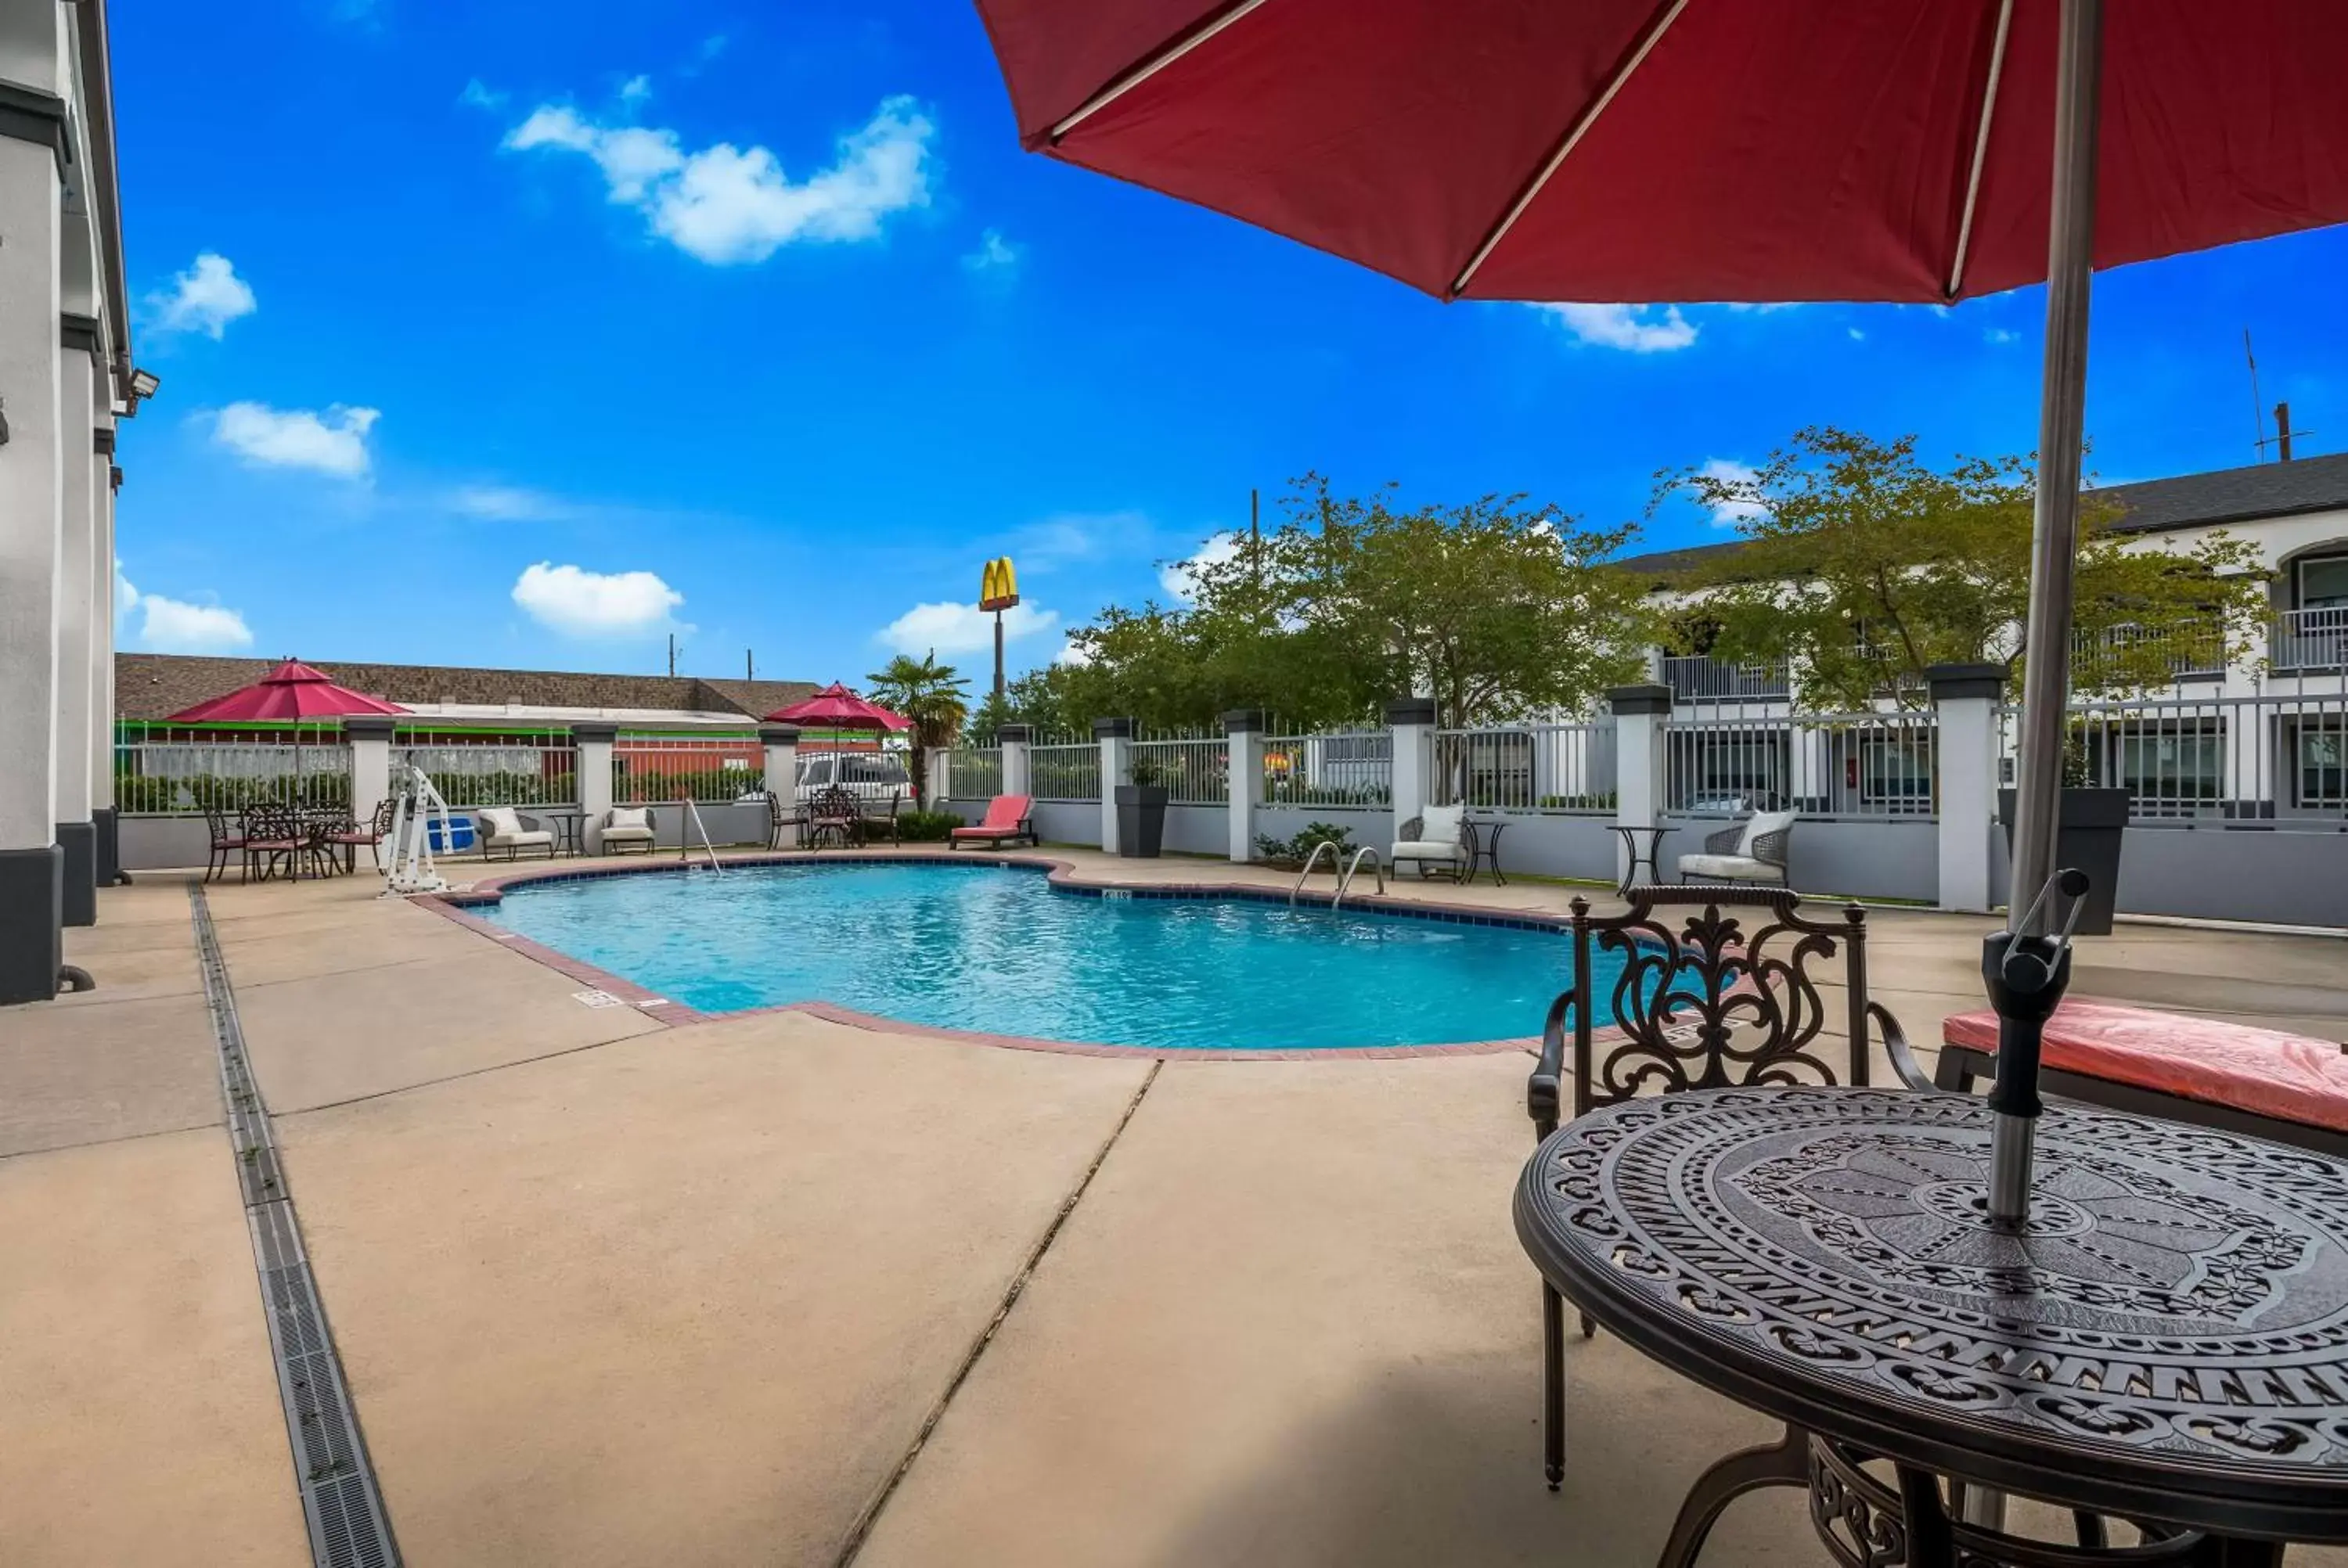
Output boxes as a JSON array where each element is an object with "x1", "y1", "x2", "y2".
[
  {"x1": 1333, "y1": 846, "x2": 1385, "y2": 910},
  {"x1": 1289, "y1": 839, "x2": 1343, "y2": 904}
]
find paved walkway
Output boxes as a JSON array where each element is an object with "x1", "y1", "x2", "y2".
[{"x1": 2, "y1": 850, "x2": 2343, "y2": 1565}]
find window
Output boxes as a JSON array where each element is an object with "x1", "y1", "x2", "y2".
[
  {"x1": 845, "y1": 757, "x2": 910, "y2": 787},
  {"x1": 2297, "y1": 719, "x2": 2347, "y2": 809},
  {"x1": 2299, "y1": 556, "x2": 2348, "y2": 610},
  {"x1": 2098, "y1": 721, "x2": 2225, "y2": 815},
  {"x1": 1857, "y1": 733, "x2": 1935, "y2": 815},
  {"x1": 1673, "y1": 730, "x2": 1787, "y2": 811},
  {"x1": 795, "y1": 757, "x2": 833, "y2": 786}
]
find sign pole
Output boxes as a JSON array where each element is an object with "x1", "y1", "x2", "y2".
[
  {"x1": 979, "y1": 556, "x2": 1021, "y2": 712},
  {"x1": 993, "y1": 606, "x2": 1005, "y2": 703}
]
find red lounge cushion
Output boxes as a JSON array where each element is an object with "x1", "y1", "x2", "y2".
[
  {"x1": 949, "y1": 825, "x2": 1012, "y2": 839},
  {"x1": 1943, "y1": 1000, "x2": 2348, "y2": 1135}
]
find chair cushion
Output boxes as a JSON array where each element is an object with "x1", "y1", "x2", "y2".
[
  {"x1": 1677, "y1": 852, "x2": 1777, "y2": 882},
  {"x1": 607, "y1": 807, "x2": 650, "y2": 833},
  {"x1": 1390, "y1": 840, "x2": 1464, "y2": 860},
  {"x1": 479, "y1": 806, "x2": 524, "y2": 838},
  {"x1": 1419, "y1": 802, "x2": 1466, "y2": 847},
  {"x1": 951, "y1": 824, "x2": 1015, "y2": 838},
  {"x1": 1943, "y1": 1001, "x2": 2348, "y2": 1135},
  {"x1": 499, "y1": 829, "x2": 555, "y2": 848},
  {"x1": 1738, "y1": 809, "x2": 1799, "y2": 856}
]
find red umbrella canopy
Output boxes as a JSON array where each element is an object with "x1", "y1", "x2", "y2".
[
  {"x1": 978, "y1": 0, "x2": 2348, "y2": 304},
  {"x1": 765, "y1": 683, "x2": 911, "y2": 731},
  {"x1": 165, "y1": 659, "x2": 407, "y2": 723}
]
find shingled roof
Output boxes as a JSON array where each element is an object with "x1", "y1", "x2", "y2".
[
  {"x1": 1610, "y1": 452, "x2": 2348, "y2": 585},
  {"x1": 115, "y1": 653, "x2": 818, "y2": 724}
]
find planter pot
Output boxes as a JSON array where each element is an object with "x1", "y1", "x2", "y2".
[
  {"x1": 1998, "y1": 786, "x2": 2128, "y2": 935},
  {"x1": 1115, "y1": 784, "x2": 1169, "y2": 859}
]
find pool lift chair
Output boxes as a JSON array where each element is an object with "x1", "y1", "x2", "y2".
[{"x1": 380, "y1": 764, "x2": 455, "y2": 896}]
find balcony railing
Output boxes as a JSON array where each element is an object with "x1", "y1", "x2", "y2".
[
  {"x1": 1658, "y1": 654, "x2": 1791, "y2": 703},
  {"x1": 2273, "y1": 607, "x2": 2348, "y2": 672},
  {"x1": 2070, "y1": 622, "x2": 2225, "y2": 685}
]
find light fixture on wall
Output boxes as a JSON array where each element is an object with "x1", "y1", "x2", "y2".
[{"x1": 128, "y1": 367, "x2": 160, "y2": 403}]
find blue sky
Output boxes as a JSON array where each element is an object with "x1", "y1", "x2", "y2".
[{"x1": 110, "y1": 0, "x2": 2344, "y2": 686}]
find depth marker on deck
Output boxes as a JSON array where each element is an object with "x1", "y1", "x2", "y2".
[{"x1": 190, "y1": 886, "x2": 403, "y2": 1568}]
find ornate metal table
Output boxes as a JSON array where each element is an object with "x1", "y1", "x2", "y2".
[{"x1": 1515, "y1": 1086, "x2": 2348, "y2": 1567}]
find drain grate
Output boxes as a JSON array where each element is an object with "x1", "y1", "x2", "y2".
[{"x1": 190, "y1": 887, "x2": 402, "y2": 1568}]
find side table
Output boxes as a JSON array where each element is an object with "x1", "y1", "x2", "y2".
[{"x1": 1605, "y1": 823, "x2": 1670, "y2": 896}]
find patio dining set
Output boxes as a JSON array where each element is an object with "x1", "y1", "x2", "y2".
[{"x1": 202, "y1": 800, "x2": 391, "y2": 884}]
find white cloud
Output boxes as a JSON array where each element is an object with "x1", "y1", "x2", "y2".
[
  {"x1": 211, "y1": 402, "x2": 379, "y2": 477},
  {"x1": 148, "y1": 253, "x2": 256, "y2": 340},
  {"x1": 1531, "y1": 302, "x2": 1698, "y2": 353},
  {"x1": 1985, "y1": 327, "x2": 2021, "y2": 345},
  {"x1": 618, "y1": 74, "x2": 653, "y2": 106},
  {"x1": 459, "y1": 77, "x2": 508, "y2": 111},
  {"x1": 962, "y1": 228, "x2": 1021, "y2": 274},
  {"x1": 114, "y1": 563, "x2": 254, "y2": 653},
  {"x1": 879, "y1": 600, "x2": 1058, "y2": 657},
  {"x1": 512, "y1": 562, "x2": 686, "y2": 636},
  {"x1": 1847, "y1": 327, "x2": 1866, "y2": 341},
  {"x1": 1053, "y1": 639, "x2": 1093, "y2": 667},
  {"x1": 448, "y1": 484, "x2": 571, "y2": 521},
  {"x1": 1695, "y1": 459, "x2": 1766, "y2": 529},
  {"x1": 502, "y1": 95, "x2": 935, "y2": 265},
  {"x1": 1159, "y1": 532, "x2": 1243, "y2": 602}
]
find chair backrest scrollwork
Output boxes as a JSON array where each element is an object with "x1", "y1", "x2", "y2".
[{"x1": 1563, "y1": 885, "x2": 1873, "y2": 1119}]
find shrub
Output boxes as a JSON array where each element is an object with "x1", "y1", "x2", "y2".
[
  {"x1": 895, "y1": 810, "x2": 963, "y2": 843},
  {"x1": 1252, "y1": 822, "x2": 1357, "y2": 863}
]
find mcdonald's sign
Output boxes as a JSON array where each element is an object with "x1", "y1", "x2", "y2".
[{"x1": 979, "y1": 556, "x2": 1021, "y2": 612}]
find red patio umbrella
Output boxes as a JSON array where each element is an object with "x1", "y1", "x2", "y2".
[
  {"x1": 978, "y1": 0, "x2": 2348, "y2": 1231},
  {"x1": 764, "y1": 683, "x2": 910, "y2": 732},
  {"x1": 167, "y1": 658, "x2": 406, "y2": 723},
  {"x1": 167, "y1": 658, "x2": 405, "y2": 813}
]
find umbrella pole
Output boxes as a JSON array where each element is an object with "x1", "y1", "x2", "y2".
[{"x1": 1990, "y1": 0, "x2": 2105, "y2": 1214}]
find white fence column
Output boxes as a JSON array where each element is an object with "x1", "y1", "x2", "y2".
[
  {"x1": 1223, "y1": 710, "x2": 1265, "y2": 863},
  {"x1": 1928, "y1": 664, "x2": 2004, "y2": 913},
  {"x1": 1096, "y1": 717, "x2": 1133, "y2": 854},
  {"x1": 1386, "y1": 696, "x2": 1435, "y2": 839},
  {"x1": 998, "y1": 725, "x2": 1033, "y2": 799},
  {"x1": 574, "y1": 721, "x2": 617, "y2": 852},
  {"x1": 344, "y1": 715, "x2": 395, "y2": 829},
  {"x1": 1609, "y1": 685, "x2": 1673, "y2": 888},
  {"x1": 927, "y1": 748, "x2": 950, "y2": 812},
  {"x1": 759, "y1": 725, "x2": 800, "y2": 847}
]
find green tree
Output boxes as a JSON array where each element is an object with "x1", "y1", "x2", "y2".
[
  {"x1": 1666, "y1": 428, "x2": 2270, "y2": 709},
  {"x1": 1044, "y1": 476, "x2": 1654, "y2": 730},
  {"x1": 863, "y1": 650, "x2": 970, "y2": 803}
]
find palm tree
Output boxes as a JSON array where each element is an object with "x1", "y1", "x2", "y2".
[{"x1": 865, "y1": 651, "x2": 971, "y2": 806}]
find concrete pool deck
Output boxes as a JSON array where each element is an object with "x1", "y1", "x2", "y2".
[{"x1": 5, "y1": 847, "x2": 2345, "y2": 1565}]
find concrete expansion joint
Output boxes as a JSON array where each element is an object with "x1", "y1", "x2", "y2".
[{"x1": 831, "y1": 1058, "x2": 1165, "y2": 1567}]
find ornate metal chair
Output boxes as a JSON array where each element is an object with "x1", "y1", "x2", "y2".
[{"x1": 1526, "y1": 884, "x2": 1933, "y2": 1491}]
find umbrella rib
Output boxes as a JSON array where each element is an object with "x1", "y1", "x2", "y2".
[
  {"x1": 1946, "y1": 0, "x2": 2015, "y2": 300},
  {"x1": 1449, "y1": 0, "x2": 1691, "y2": 300},
  {"x1": 1050, "y1": 0, "x2": 1276, "y2": 144}
]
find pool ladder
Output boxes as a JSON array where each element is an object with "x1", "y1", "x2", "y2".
[{"x1": 1289, "y1": 842, "x2": 1385, "y2": 910}]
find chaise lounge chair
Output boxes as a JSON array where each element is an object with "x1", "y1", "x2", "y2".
[{"x1": 949, "y1": 794, "x2": 1038, "y2": 850}]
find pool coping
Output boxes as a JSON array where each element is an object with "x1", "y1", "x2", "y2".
[{"x1": 412, "y1": 849, "x2": 1622, "y2": 1063}]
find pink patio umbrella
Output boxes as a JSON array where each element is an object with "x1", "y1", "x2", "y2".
[
  {"x1": 765, "y1": 682, "x2": 911, "y2": 733},
  {"x1": 975, "y1": 0, "x2": 2348, "y2": 1224},
  {"x1": 167, "y1": 658, "x2": 405, "y2": 811},
  {"x1": 167, "y1": 658, "x2": 405, "y2": 724}
]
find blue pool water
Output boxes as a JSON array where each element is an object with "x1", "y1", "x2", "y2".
[{"x1": 480, "y1": 861, "x2": 1630, "y2": 1052}]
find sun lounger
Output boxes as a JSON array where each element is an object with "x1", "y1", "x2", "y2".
[{"x1": 949, "y1": 794, "x2": 1037, "y2": 849}]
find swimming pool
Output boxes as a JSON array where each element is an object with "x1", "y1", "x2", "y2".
[{"x1": 474, "y1": 861, "x2": 1630, "y2": 1052}]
